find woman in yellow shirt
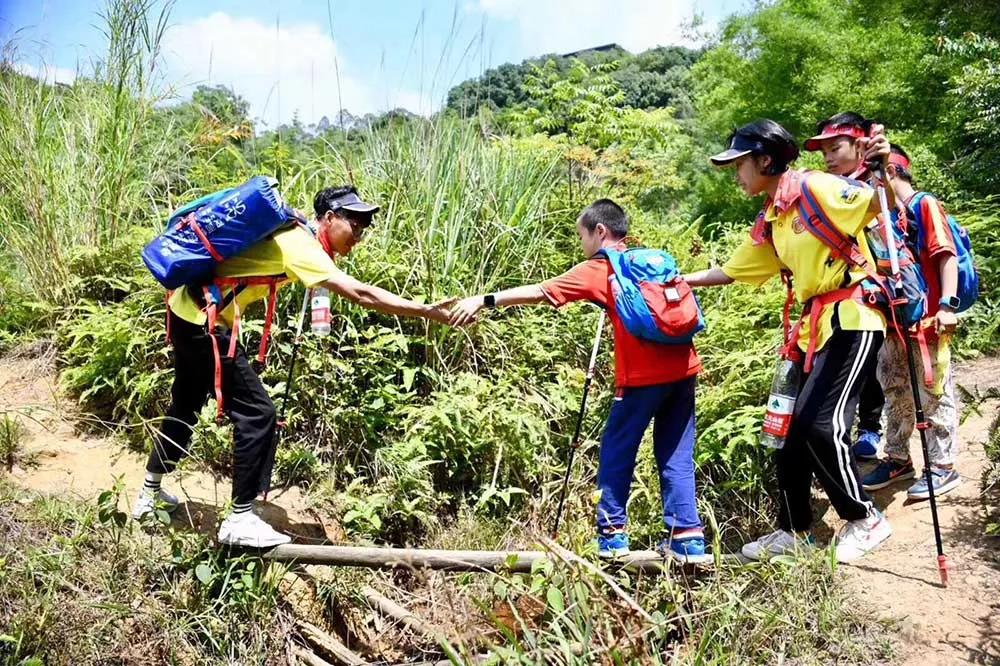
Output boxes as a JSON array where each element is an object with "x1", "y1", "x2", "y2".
[{"x1": 686, "y1": 119, "x2": 895, "y2": 563}]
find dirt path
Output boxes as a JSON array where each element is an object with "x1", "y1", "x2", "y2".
[
  {"x1": 0, "y1": 349, "x2": 339, "y2": 543},
  {"x1": 3, "y1": 349, "x2": 999, "y2": 664},
  {"x1": 835, "y1": 357, "x2": 1000, "y2": 665}
]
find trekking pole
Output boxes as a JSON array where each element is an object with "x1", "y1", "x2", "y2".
[
  {"x1": 551, "y1": 310, "x2": 607, "y2": 538},
  {"x1": 873, "y1": 162, "x2": 949, "y2": 586},
  {"x1": 260, "y1": 287, "x2": 312, "y2": 501}
]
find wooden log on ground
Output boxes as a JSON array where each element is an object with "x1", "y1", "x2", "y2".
[
  {"x1": 264, "y1": 544, "x2": 544, "y2": 572},
  {"x1": 294, "y1": 646, "x2": 337, "y2": 666},
  {"x1": 262, "y1": 544, "x2": 706, "y2": 573},
  {"x1": 296, "y1": 620, "x2": 368, "y2": 666},
  {"x1": 361, "y1": 586, "x2": 432, "y2": 636}
]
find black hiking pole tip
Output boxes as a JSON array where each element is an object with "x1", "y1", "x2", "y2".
[
  {"x1": 552, "y1": 310, "x2": 606, "y2": 539},
  {"x1": 873, "y1": 166, "x2": 948, "y2": 586}
]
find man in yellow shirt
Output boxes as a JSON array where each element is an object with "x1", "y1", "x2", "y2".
[
  {"x1": 134, "y1": 185, "x2": 455, "y2": 548},
  {"x1": 685, "y1": 119, "x2": 896, "y2": 563}
]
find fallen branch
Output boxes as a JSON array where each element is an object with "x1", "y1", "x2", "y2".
[
  {"x1": 294, "y1": 646, "x2": 337, "y2": 666},
  {"x1": 539, "y1": 535, "x2": 656, "y2": 624},
  {"x1": 265, "y1": 545, "x2": 545, "y2": 572},
  {"x1": 361, "y1": 586, "x2": 439, "y2": 639},
  {"x1": 296, "y1": 620, "x2": 368, "y2": 666},
  {"x1": 262, "y1": 544, "x2": 687, "y2": 573}
]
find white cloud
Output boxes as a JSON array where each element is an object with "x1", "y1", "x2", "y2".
[
  {"x1": 475, "y1": 0, "x2": 708, "y2": 54},
  {"x1": 159, "y1": 12, "x2": 427, "y2": 126},
  {"x1": 13, "y1": 61, "x2": 77, "y2": 85}
]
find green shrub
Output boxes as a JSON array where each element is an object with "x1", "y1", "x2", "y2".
[{"x1": 58, "y1": 287, "x2": 171, "y2": 430}]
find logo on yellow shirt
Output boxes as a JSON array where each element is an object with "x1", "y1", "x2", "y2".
[
  {"x1": 840, "y1": 186, "x2": 861, "y2": 204},
  {"x1": 791, "y1": 215, "x2": 805, "y2": 234}
]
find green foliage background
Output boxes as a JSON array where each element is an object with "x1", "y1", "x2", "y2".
[{"x1": 1, "y1": 0, "x2": 998, "y2": 551}]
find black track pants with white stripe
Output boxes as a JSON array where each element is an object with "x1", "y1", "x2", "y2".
[{"x1": 777, "y1": 327, "x2": 883, "y2": 532}]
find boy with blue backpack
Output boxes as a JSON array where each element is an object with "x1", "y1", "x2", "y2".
[
  {"x1": 447, "y1": 199, "x2": 709, "y2": 563},
  {"x1": 136, "y1": 181, "x2": 456, "y2": 547},
  {"x1": 862, "y1": 145, "x2": 977, "y2": 499},
  {"x1": 803, "y1": 112, "x2": 890, "y2": 461}
]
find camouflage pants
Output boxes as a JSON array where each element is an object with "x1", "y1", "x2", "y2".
[{"x1": 877, "y1": 333, "x2": 958, "y2": 466}]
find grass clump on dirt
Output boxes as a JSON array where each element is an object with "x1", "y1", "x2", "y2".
[{"x1": 0, "y1": 478, "x2": 292, "y2": 665}]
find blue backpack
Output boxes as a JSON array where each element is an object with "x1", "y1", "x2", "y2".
[
  {"x1": 142, "y1": 176, "x2": 305, "y2": 289},
  {"x1": 796, "y1": 174, "x2": 927, "y2": 328},
  {"x1": 907, "y1": 192, "x2": 980, "y2": 313},
  {"x1": 596, "y1": 247, "x2": 705, "y2": 344}
]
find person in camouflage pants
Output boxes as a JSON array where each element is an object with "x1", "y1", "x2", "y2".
[{"x1": 862, "y1": 145, "x2": 962, "y2": 500}]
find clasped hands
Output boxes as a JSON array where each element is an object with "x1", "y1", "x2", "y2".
[{"x1": 427, "y1": 296, "x2": 487, "y2": 327}]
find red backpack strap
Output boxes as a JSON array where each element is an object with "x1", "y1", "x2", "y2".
[
  {"x1": 258, "y1": 280, "x2": 280, "y2": 364},
  {"x1": 200, "y1": 275, "x2": 286, "y2": 423},
  {"x1": 780, "y1": 270, "x2": 794, "y2": 348},
  {"x1": 914, "y1": 325, "x2": 935, "y2": 388},
  {"x1": 228, "y1": 297, "x2": 241, "y2": 359},
  {"x1": 750, "y1": 210, "x2": 772, "y2": 246},
  {"x1": 801, "y1": 284, "x2": 869, "y2": 372},
  {"x1": 797, "y1": 176, "x2": 871, "y2": 272},
  {"x1": 179, "y1": 213, "x2": 223, "y2": 262},
  {"x1": 202, "y1": 286, "x2": 226, "y2": 422}
]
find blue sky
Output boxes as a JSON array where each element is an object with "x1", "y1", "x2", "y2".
[{"x1": 1, "y1": 0, "x2": 748, "y2": 127}]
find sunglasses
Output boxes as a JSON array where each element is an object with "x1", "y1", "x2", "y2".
[{"x1": 331, "y1": 209, "x2": 373, "y2": 239}]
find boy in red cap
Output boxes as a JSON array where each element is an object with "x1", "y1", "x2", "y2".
[{"x1": 804, "y1": 112, "x2": 889, "y2": 462}]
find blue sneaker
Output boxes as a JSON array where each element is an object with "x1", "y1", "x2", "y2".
[
  {"x1": 907, "y1": 467, "x2": 961, "y2": 500},
  {"x1": 657, "y1": 534, "x2": 711, "y2": 565},
  {"x1": 597, "y1": 531, "x2": 630, "y2": 558},
  {"x1": 862, "y1": 458, "x2": 915, "y2": 491},
  {"x1": 853, "y1": 430, "x2": 880, "y2": 460}
]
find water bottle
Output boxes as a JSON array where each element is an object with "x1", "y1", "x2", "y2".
[
  {"x1": 310, "y1": 287, "x2": 331, "y2": 336},
  {"x1": 760, "y1": 357, "x2": 801, "y2": 449}
]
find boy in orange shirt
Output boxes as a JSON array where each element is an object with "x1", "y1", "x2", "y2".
[{"x1": 449, "y1": 200, "x2": 707, "y2": 563}]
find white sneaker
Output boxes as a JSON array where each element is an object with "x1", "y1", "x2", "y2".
[
  {"x1": 132, "y1": 487, "x2": 180, "y2": 519},
  {"x1": 835, "y1": 509, "x2": 892, "y2": 563},
  {"x1": 217, "y1": 511, "x2": 291, "y2": 548},
  {"x1": 741, "y1": 529, "x2": 815, "y2": 561}
]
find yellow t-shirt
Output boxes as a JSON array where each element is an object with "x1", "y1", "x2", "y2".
[
  {"x1": 169, "y1": 226, "x2": 336, "y2": 327},
  {"x1": 722, "y1": 170, "x2": 886, "y2": 353}
]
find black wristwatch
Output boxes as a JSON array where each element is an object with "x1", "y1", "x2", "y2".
[
  {"x1": 939, "y1": 296, "x2": 960, "y2": 312},
  {"x1": 483, "y1": 294, "x2": 497, "y2": 308}
]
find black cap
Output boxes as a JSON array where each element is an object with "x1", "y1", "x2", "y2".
[
  {"x1": 710, "y1": 134, "x2": 767, "y2": 166},
  {"x1": 331, "y1": 192, "x2": 380, "y2": 215}
]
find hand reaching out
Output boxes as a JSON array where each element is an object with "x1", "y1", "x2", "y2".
[
  {"x1": 428, "y1": 297, "x2": 458, "y2": 325},
  {"x1": 449, "y1": 296, "x2": 485, "y2": 327}
]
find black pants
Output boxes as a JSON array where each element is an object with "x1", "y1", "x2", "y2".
[
  {"x1": 146, "y1": 312, "x2": 277, "y2": 505},
  {"x1": 777, "y1": 327, "x2": 882, "y2": 532},
  {"x1": 856, "y1": 367, "x2": 885, "y2": 435}
]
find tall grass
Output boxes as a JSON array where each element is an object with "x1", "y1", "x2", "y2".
[
  {"x1": 287, "y1": 118, "x2": 569, "y2": 294},
  {"x1": 0, "y1": 0, "x2": 182, "y2": 301}
]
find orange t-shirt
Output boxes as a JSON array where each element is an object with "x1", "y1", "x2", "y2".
[
  {"x1": 540, "y1": 250, "x2": 701, "y2": 388},
  {"x1": 906, "y1": 192, "x2": 957, "y2": 317}
]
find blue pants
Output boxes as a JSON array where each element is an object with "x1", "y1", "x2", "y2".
[{"x1": 596, "y1": 377, "x2": 701, "y2": 533}]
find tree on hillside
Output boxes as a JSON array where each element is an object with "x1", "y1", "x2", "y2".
[
  {"x1": 446, "y1": 45, "x2": 701, "y2": 117},
  {"x1": 191, "y1": 84, "x2": 250, "y2": 128}
]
